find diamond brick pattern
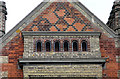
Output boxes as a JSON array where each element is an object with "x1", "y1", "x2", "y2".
[{"x1": 25, "y1": 2, "x2": 92, "y2": 32}]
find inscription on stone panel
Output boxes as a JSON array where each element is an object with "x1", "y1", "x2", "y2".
[{"x1": 23, "y1": 64, "x2": 102, "y2": 77}]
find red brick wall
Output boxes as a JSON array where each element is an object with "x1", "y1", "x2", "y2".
[
  {"x1": 100, "y1": 34, "x2": 119, "y2": 78},
  {"x1": 2, "y1": 33, "x2": 23, "y2": 77},
  {"x1": 2, "y1": 2, "x2": 119, "y2": 78}
]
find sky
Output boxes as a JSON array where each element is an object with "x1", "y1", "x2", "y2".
[{"x1": 2, "y1": 0, "x2": 115, "y2": 33}]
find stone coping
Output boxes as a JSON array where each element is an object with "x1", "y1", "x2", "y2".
[
  {"x1": 22, "y1": 31, "x2": 101, "y2": 36},
  {"x1": 0, "y1": 1, "x2": 6, "y2": 7},
  {"x1": 19, "y1": 58, "x2": 106, "y2": 64}
]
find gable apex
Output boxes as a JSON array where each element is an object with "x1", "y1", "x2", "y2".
[
  {"x1": 43, "y1": 0, "x2": 79, "y2": 2},
  {"x1": 2, "y1": 1, "x2": 120, "y2": 47}
]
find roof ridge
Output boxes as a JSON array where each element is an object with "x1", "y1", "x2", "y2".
[{"x1": 43, "y1": 0, "x2": 79, "y2": 2}]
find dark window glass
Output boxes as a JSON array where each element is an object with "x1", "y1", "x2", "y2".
[
  {"x1": 46, "y1": 41, "x2": 51, "y2": 52},
  {"x1": 64, "y1": 41, "x2": 69, "y2": 51},
  {"x1": 82, "y1": 41, "x2": 87, "y2": 51},
  {"x1": 73, "y1": 41, "x2": 78, "y2": 51},
  {"x1": 37, "y1": 42, "x2": 41, "y2": 52},
  {"x1": 55, "y1": 41, "x2": 60, "y2": 52}
]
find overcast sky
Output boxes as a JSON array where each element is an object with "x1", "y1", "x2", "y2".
[{"x1": 2, "y1": 0, "x2": 115, "y2": 33}]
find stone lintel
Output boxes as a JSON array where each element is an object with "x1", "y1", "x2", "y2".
[{"x1": 22, "y1": 31, "x2": 101, "y2": 36}]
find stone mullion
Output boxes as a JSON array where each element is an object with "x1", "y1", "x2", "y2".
[
  {"x1": 69, "y1": 38, "x2": 72, "y2": 52},
  {"x1": 42, "y1": 40, "x2": 45, "y2": 52},
  {"x1": 78, "y1": 39, "x2": 81, "y2": 52},
  {"x1": 41, "y1": 40, "x2": 44, "y2": 52},
  {"x1": 51, "y1": 40, "x2": 54, "y2": 52},
  {"x1": 87, "y1": 39, "x2": 90, "y2": 52},
  {"x1": 31, "y1": 37, "x2": 34, "y2": 53},
  {"x1": 60, "y1": 40, "x2": 62, "y2": 52}
]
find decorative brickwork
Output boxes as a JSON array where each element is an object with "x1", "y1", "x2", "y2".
[
  {"x1": 1, "y1": 0, "x2": 120, "y2": 78},
  {"x1": 23, "y1": 2, "x2": 92, "y2": 32}
]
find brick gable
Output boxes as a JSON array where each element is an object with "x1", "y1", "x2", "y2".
[
  {"x1": 23, "y1": 2, "x2": 92, "y2": 32},
  {"x1": 1, "y1": 1, "x2": 120, "y2": 78}
]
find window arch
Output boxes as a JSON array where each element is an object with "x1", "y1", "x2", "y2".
[
  {"x1": 81, "y1": 40, "x2": 87, "y2": 51},
  {"x1": 64, "y1": 41, "x2": 69, "y2": 52},
  {"x1": 55, "y1": 41, "x2": 60, "y2": 52},
  {"x1": 72, "y1": 40, "x2": 78, "y2": 51},
  {"x1": 45, "y1": 41, "x2": 51, "y2": 52},
  {"x1": 36, "y1": 41, "x2": 42, "y2": 52}
]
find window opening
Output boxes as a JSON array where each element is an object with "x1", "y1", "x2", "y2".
[
  {"x1": 36, "y1": 42, "x2": 41, "y2": 52},
  {"x1": 46, "y1": 41, "x2": 51, "y2": 52},
  {"x1": 55, "y1": 41, "x2": 60, "y2": 52},
  {"x1": 73, "y1": 41, "x2": 78, "y2": 51},
  {"x1": 64, "y1": 41, "x2": 69, "y2": 51},
  {"x1": 82, "y1": 41, "x2": 87, "y2": 51}
]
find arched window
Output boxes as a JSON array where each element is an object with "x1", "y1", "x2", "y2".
[
  {"x1": 55, "y1": 41, "x2": 60, "y2": 52},
  {"x1": 46, "y1": 41, "x2": 51, "y2": 52},
  {"x1": 64, "y1": 41, "x2": 69, "y2": 52},
  {"x1": 36, "y1": 41, "x2": 42, "y2": 52},
  {"x1": 81, "y1": 40, "x2": 87, "y2": 51},
  {"x1": 72, "y1": 41, "x2": 78, "y2": 51}
]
